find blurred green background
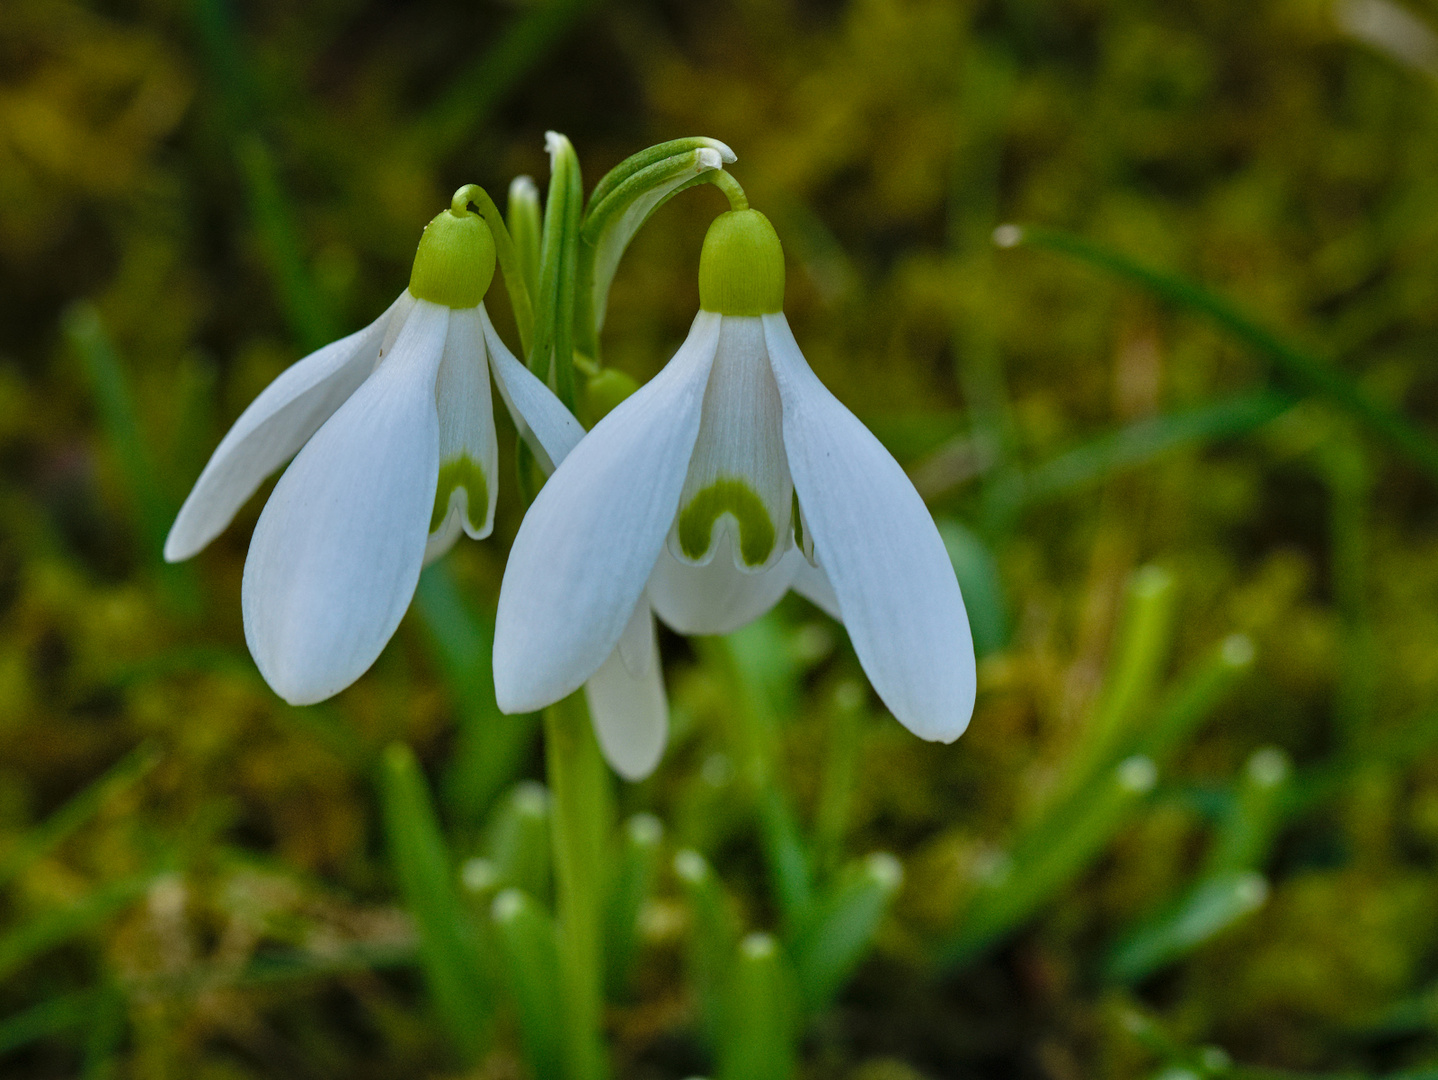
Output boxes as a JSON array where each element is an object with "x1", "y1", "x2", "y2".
[{"x1": 6, "y1": 0, "x2": 1438, "y2": 1076}]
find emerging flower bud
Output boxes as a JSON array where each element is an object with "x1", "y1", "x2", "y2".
[
  {"x1": 409, "y1": 208, "x2": 497, "y2": 309},
  {"x1": 698, "y1": 209, "x2": 785, "y2": 316}
]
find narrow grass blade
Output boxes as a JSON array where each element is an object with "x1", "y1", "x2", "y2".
[
  {"x1": 80, "y1": 982, "x2": 125, "y2": 1080},
  {"x1": 813, "y1": 682, "x2": 864, "y2": 878},
  {"x1": 491, "y1": 889, "x2": 565, "y2": 1080},
  {"x1": 1133, "y1": 635, "x2": 1256, "y2": 764},
  {"x1": 606, "y1": 813, "x2": 663, "y2": 998},
  {"x1": 940, "y1": 635, "x2": 1255, "y2": 969},
  {"x1": 939, "y1": 755, "x2": 1159, "y2": 968},
  {"x1": 1017, "y1": 392, "x2": 1294, "y2": 508},
  {"x1": 63, "y1": 306, "x2": 180, "y2": 565},
  {"x1": 675, "y1": 849, "x2": 739, "y2": 1052},
  {"x1": 1103, "y1": 870, "x2": 1269, "y2": 985},
  {"x1": 1059, "y1": 565, "x2": 1175, "y2": 801},
  {"x1": 379, "y1": 743, "x2": 491, "y2": 1063},
  {"x1": 0, "y1": 741, "x2": 160, "y2": 888},
  {"x1": 0, "y1": 989, "x2": 96, "y2": 1057},
  {"x1": 0, "y1": 873, "x2": 157, "y2": 982},
  {"x1": 717, "y1": 934, "x2": 797, "y2": 1080},
  {"x1": 1206, "y1": 747, "x2": 1291, "y2": 876},
  {"x1": 234, "y1": 136, "x2": 336, "y2": 353},
  {"x1": 486, "y1": 781, "x2": 552, "y2": 902},
  {"x1": 938, "y1": 520, "x2": 1010, "y2": 657},
  {"x1": 998, "y1": 225, "x2": 1438, "y2": 480},
  {"x1": 714, "y1": 622, "x2": 814, "y2": 930},
  {"x1": 789, "y1": 853, "x2": 903, "y2": 1014},
  {"x1": 418, "y1": 0, "x2": 598, "y2": 160},
  {"x1": 415, "y1": 563, "x2": 537, "y2": 826}
]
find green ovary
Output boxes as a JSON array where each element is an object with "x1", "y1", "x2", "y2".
[
  {"x1": 676, "y1": 477, "x2": 776, "y2": 567},
  {"x1": 430, "y1": 455, "x2": 489, "y2": 533}
]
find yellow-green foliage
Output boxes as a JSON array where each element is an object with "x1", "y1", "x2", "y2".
[{"x1": 3, "y1": 0, "x2": 1438, "y2": 1076}]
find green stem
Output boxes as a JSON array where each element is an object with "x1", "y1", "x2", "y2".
[
  {"x1": 543, "y1": 695, "x2": 611, "y2": 1080},
  {"x1": 709, "y1": 169, "x2": 749, "y2": 211},
  {"x1": 452, "y1": 184, "x2": 535, "y2": 356}
]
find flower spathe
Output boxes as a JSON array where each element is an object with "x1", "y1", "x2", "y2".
[
  {"x1": 494, "y1": 209, "x2": 976, "y2": 746},
  {"x1": 165, "y1": 205, "x2": 585, "y2": 706}
]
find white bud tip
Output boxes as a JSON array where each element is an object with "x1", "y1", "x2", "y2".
[
  {"x1": 1199, "y1": 1047, "x2": 1233, "y2": 1070},
  {"x1": 461, "y1": 858, "x2": 498, "y2": 893},
  {"x1": 544, "y1": 130, "x2": 569, "y2": 161},
  {"x1": 993, "y1": 224, "x2": 1024, "y2": 248},
  {"x1": 973, "y1": 848, "x2": 1013, "y2": 885},
  {"x1": 833, "y1": 679, "x2": 865, "y2": 712},
  {"x1": 696, "y1": 147, "x2": 723, "y2": 172},
  {"x1": 512, "y1": 781, "x2": 550, "y2": 817},
  {"x1": 865, "y1": 852, "x2": 904, "y2": 891},
  {"x1": 1117, "y1": 755, "x2": 1158, "y2": 793},
  {"x1": 492, "y1": 888, "x2": 526, "y2": 922},
  {"x1": 741, "y1": 932, "x2": 777, "y2": 959},
  {"x1": 510, "y1": 175, "x2": 538, "y2": 198},
  {"x1": 705, "y1": 138, "x2": 738, "y2": 163},
  {"x1": 1221, "y1": 633, "x2": 1256, "y2": 667},
  {"x1": 1131, "y1": 564, "x2": 1173, "y2": 597},
  {"x1": 1246, "y1": 746, "x2": 1290, "y2": 787},
  {"x1": 1234, "y1": 872, "x2": 1269, "y2": 910},
  {"x1": 627, "y1": 813, "x2": 663, "y2": 846},
  {"x1": 674, "y1": 849, "x2": 708, "y2": 883},
  {"x1": 701, "y1": 753, "x2": 733, "y2": 787}
]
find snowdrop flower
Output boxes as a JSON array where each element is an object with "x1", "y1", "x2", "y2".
[
  {"x1": 165, "y1": 202, "x2": 583, "y2": 706},
  {"x1": 494, "y1": 208, "x2": 976, "y2": 749}
]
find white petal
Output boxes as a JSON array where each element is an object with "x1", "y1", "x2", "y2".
[
  {"x1": 647, "y1": 534, "x2": 798, "y2": 636},
  {"x1": 763, "y1": 314, "x2": 975, "y2": 742},
  {"x1": 480, "y1": 305, "x2": 585, "y2": 473},
  {"x1": 425, "y1": 307, "x2": 498, "y2": 565},
  {"x1": 241, "y1": 301, "x2": 449, "y2": 706},
  {"x1": 667, "y1": 316, "x2": 793, "y2": 572},
  {"x1": 163, "y1": 292, "x2": 410, "y2": 562},
  {"x1": 493, "y1": 311, "x2": 723, "y2": 713},
  {"x1": 789, "y1": 556, "x2": 842, "y2": 623},
  {"x1": 584, "y1": 602, "x2": 668, "y2": 781}
]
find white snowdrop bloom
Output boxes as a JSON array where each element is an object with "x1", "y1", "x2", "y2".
[
  {"x1": 494, "y1": 209, "x2": 976, "y2": 747},
  {"x1": 165, "y1": 204, "x2": 585, "y2": 707}
]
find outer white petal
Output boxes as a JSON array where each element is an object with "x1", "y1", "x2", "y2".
[
  {"x1": 667, "y1": 316, "x2": 793, "y2": 572},
  {"x1": 648, "y1": 534, "x2": 798, "y2": 636},
  {"x1": 493, "y1": 311, "x2": 723, "y2": 713},
  {"x1": 479, "y1": 305, "x2": 585, "y2": 472},
  {"x1": 763, "y1": 314, "x2": 975, "y2": 742},
  {"x1": 584, "y1": 601, "x2": 668, "y2": 781},
  {"x1": 163, "y1": 292, "x2": 410, "y2": 562},
  {"x1": 425, "y1": 307, "x2": 499, "y2": 564},
  {"x1": 242, "y1": 302, "x2": 449, "y2": 706}
]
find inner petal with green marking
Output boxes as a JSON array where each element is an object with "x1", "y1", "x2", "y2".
[
  {"x1": 676, "y1": 476, "x2": 777, "y2": 568},
  {"x1": 430, "y1": 454, "x2": 489, "y2": 534},
  {"x1": 666, "y1": 316, "x2": 793, "y2": 572}
]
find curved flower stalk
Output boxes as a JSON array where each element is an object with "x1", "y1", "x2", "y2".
[
  {"x1": 165, "y1": 196, "x2": 585, "y2": 707},
  {"x1": 495, "y1": 206, "x2": 977, "y2": 753}
]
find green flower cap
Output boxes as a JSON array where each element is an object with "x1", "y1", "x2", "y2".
[
  {"x1": 409, "y1": 208, "x2": 497, "y2": 309},
  {"x1": 698, "y1": 209, "x2": 785, "y2": 316}
]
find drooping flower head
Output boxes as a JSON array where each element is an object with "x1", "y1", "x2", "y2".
[
  {"x1": 494, "y1": 207, "x2": 976, "y2": 746},
  {"x1": 167, "y1": 197, "x2": 582, "y2": 706}
]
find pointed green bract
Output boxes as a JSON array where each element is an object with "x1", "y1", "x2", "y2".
[
  {"x1": 410, "y1": 208, "x2": 497, "y2": 309},
  {"x1": 677, "y1": 477, "x2": 776, "y2": 567},
  {"x1": 699, "y1": 209, "x2": 785, "y2": 316},
  {"x1": 430, "y1": 455, "x2": 489, "y2": 533}
]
